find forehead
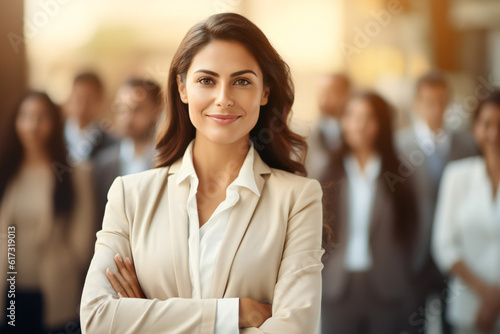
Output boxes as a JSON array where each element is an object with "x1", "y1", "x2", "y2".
[
  {"x1": 20, "y1": 97, "x2": 47, "y2": 113},
  {"x1": 418, "y1": 83, "x2": 448, "y2": 96},
  {"x1": 187, "y1": 40, "x2": 262, "y2": 76},
  {"x1": 478, "y1": 103, "x2": 500, "y2": 120},
  {"x1": 116, "y1": 85, "x2": 150, "y2": 103}
]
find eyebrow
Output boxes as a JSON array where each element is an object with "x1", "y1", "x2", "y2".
[{"x1": 193, "y1": 69, "x2": 258, "y2": 77}]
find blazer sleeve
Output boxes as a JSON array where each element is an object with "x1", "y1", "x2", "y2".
[
  {"x1": 80, "y1": 176, "x2": 218, "y2": 334},
  {"x1": 241, "y1": 179, "x2": 325, "y2": 334},
  {"x1": 431, "y1": 163, "x2": 463, "y2": 274}
]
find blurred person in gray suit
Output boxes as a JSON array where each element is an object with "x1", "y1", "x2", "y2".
[
  {"x1": 92, "y1": 78, "x2": 163, "y2": 224},
  {"x1": 64, "y1": 72, "x2": 117, "y2": 164},
  {"x1": 396, "y1": 71, "x2": 479, "y2": 334},
  {"x1": 320, "y1": 92, "x2": 419, "y2": 334},
  {"x1": 306, "y1": 73, "x2": 351, "y2": 179}
]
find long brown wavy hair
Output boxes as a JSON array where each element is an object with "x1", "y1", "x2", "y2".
[
  {"x1": 154, "y1": 12, "x2": 306, "y2": 175},
  {"x1": 0, "y1": 91, "x2": 75, "y2": 221},
  {"x1": 154, "y1": 13, "x2": 334, "y2": 249}
]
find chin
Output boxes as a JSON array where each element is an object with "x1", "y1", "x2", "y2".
[{"x1": 197, "y1": 129, "x2": 247, "y2": 146}]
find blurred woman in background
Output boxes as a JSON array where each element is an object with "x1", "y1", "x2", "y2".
[
  {"x1": 320, "y1": 91, "x2": 418, "y2": 334},
  {"x1": 0, "y1": 91, "x2": 95, "y2": 333},
  {"x1": 432, "y1": 91, "x2": 500, "y2": 334}
]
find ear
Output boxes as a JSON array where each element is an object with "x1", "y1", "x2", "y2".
[
  {"x1": 177, "y1": 74, "x2": 188, "y2": 104},
  {"x1": 260, "y1": 86, "x2": 270, "y2": 106}
]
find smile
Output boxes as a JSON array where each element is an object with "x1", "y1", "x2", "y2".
[{"x1": 207, "y1": 114, "x2": 241, "y2": 125}]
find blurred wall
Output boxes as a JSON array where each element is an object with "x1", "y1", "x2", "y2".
[{"x1": 0, "y1": 1, "x2": 27, "y2": 128}]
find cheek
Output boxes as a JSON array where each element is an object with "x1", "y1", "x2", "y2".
[
  {"x1": 15, "y1": 119, "x2": 27, "y2": 138},
  {"x1": 38, "y1": 122, "x2": 53, "y2": 141}
]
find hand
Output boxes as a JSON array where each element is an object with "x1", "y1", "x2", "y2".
[
  {"x1": 239, "y1": 297, "x2": 272, "y2": 328},
  {"x1": 475, "y1": 285, "x2": 500, "y2": 332},
  {"x1": 106, "y1": 254, "x2": 145, "y2": 299}
]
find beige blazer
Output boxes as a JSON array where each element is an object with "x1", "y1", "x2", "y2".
[
  {"x1": 80, "y1": 147, "x2": 324, "y2": 334},
  {"x1": 0, "y1": 163, "x2": 95, "y2": 328}
]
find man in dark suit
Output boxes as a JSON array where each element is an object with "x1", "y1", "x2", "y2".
[
  {"x1": 396, "y1": 71, "x2": 479, "y2": 334},
  {"x1": 63, "y1": 71, "x2": 116, "y2": 165},
  {"x1": 305, "y1": 73, "x2": 351, "y2": 179},
  {"x1": 93, "y1": 78, "x2": 163, "y2": 225}
]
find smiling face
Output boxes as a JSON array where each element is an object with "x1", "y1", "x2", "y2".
[{"x1": 176, "y1": 40, "x2": 270, "y2": 146}]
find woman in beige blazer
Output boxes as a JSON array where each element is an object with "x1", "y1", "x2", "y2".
[
  {"x1": 80, "y1": 13, "x2": 327, "y2": 334},
  {"x1": 0, "y1": 92, "x2": 95, "y2": 333}
]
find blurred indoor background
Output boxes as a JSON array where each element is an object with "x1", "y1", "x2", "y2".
[{"x1": 1, "y1": 0, "x2": 499, "y2": 131}]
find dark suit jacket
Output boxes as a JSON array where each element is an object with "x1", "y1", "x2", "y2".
[
  {"x1": 395, "y1": 128, "x2": 478, "y2": 283},
  {"x1": 320, "y1": 158, "x2": 417, "y2": 303},
  {"x1": 92, "y1": 143, "x2": 121, "y2": 226}
]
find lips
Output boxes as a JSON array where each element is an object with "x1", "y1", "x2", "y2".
[{"x1": 207, "y1": 114, "x2": 241, "y2": 125}]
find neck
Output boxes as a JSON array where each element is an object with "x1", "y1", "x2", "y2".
[
  {"x1": 484, "y1": 149, "x2": 500, "y2": 183},
  {"x1": 77, "y1": 117, "x2": 93, "y2": 130},
  {"x1": 22, "y1": 147, "x2": 50, "y2": 167},
  {"x1": 352, "y1": 148, "x2": 375, "y2": 171},
  {"x1": 132, "y1": 135, "x2": 153, "y2": 157},
  {"x1": 192, "y1": 134, "x2": 249, "y2": 188},
  {"x1": 425, "y1": 119, "x2": 443, "y2": 134}
]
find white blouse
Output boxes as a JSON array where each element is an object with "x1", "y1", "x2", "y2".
[
  {"x1": 432, "y1": 156, "x2": 500, "y2": 329},
  {"x1": 342, "y1": 153, "x2": 382, "y2": 271},
  {"x1": 175, "y1": 139, "x2": 260, "y2": 333}
]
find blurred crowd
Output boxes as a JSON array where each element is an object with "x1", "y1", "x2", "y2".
[{"x1": 0, "y1": 69, "x2": 499, "y2": 334}]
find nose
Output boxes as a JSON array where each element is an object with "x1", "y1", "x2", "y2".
[{"x1": 215, "y1": 85, "x2": 234, "y2": 108}]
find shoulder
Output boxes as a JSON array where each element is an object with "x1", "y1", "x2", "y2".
[
  {"x1": 443, "y1": 156, "x2": 483, "y2": 183},
  {"x1": 446, "y1": 156, "x2": 484, "y2": 176},
  {"x1": 266, "y1": 168, "x2": 323, "y2": 206},
  {"x1": 119, "y1": 167, "x2": 170, "y2": 191}
]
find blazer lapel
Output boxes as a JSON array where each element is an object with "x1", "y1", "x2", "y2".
[
  {"x1": 209, "y1": 149, "x2": 271, "y2": 298},
  {"x1": 369, "y1": 178, "x2": 386, "y2": 238},
  {"x1": 166, "y1": 159, "x2": 193, "y2": 298}
]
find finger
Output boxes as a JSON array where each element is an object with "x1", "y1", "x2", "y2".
[
  {"x1": 114, "y1": 254, "x2": 137, "y2": 297},
  {"x1": 125, "y1": 257, "x2": 145, "y2": 298},
  {"x1": 106, "y1": 268, "x2": 129, "y2": 298},
  {"x1": 264, "y1": 304, "x2": 272, "y2": 317},
  {"x1": 112, "y1": 261, "x2": 136, "y2": 298}
]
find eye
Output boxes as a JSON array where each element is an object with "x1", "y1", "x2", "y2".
[
  {"x1": 235, "y1": 79, "x2": 251, "y2": 86},
  {"x1": 198, "y1": 77, "x2": 214, "y2": 85}
]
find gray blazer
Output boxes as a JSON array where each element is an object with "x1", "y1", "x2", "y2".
[
  {"x1": 92, "y1": 143, "x2": 121, "y2": 226},
  {"x1": 395, "y1": 127, "x2": 478, "y2": 276},
  {"x1": 320, "y1": 162, "x2": 417, "y2": 303}
]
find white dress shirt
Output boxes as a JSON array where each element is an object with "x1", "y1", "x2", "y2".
[
  {"x1": 432, "y1": 156, "x2": 500, "y2": 330},
  {"x1": 413, "y1": 118, "x2": 451, "y2": 182},
  {"x1": 64, "y1": 117, "x2": 101, "y2": 163},
  {"x1": 119, "y1": 138, "x2": 155, "y2": 176},
  {"x1": 343, "y1": 153, "x2": 382, "y2": 271},
  {"x1": 175, "y1": 139, "x2": 260, "y2": 333},
  {"x1": 319, "y1": 115, "x2": 341, "y2": 151}
]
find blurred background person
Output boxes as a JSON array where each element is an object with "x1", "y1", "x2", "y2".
[
  {"x1": 432, "y1": 90, "x2": 500, "y2": 334},
  {"x1": 92, "y1": 78, "x2": 163, "y2": 224},
  {"x1": 63, "y1": 71, "x2": 116, "y2": 165},
  {"x1": 396, "y1": 70, "x2": 479, "y2": 334},
  {"x1": 320, "y1": 91, "x2": 418, "y2": 334},
  {"x1": 0, "y1": 92, "x2": 95, "y2": 333},
  {"x1": 306, "y1": 73, "x2": 351, "y2": 179}
]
